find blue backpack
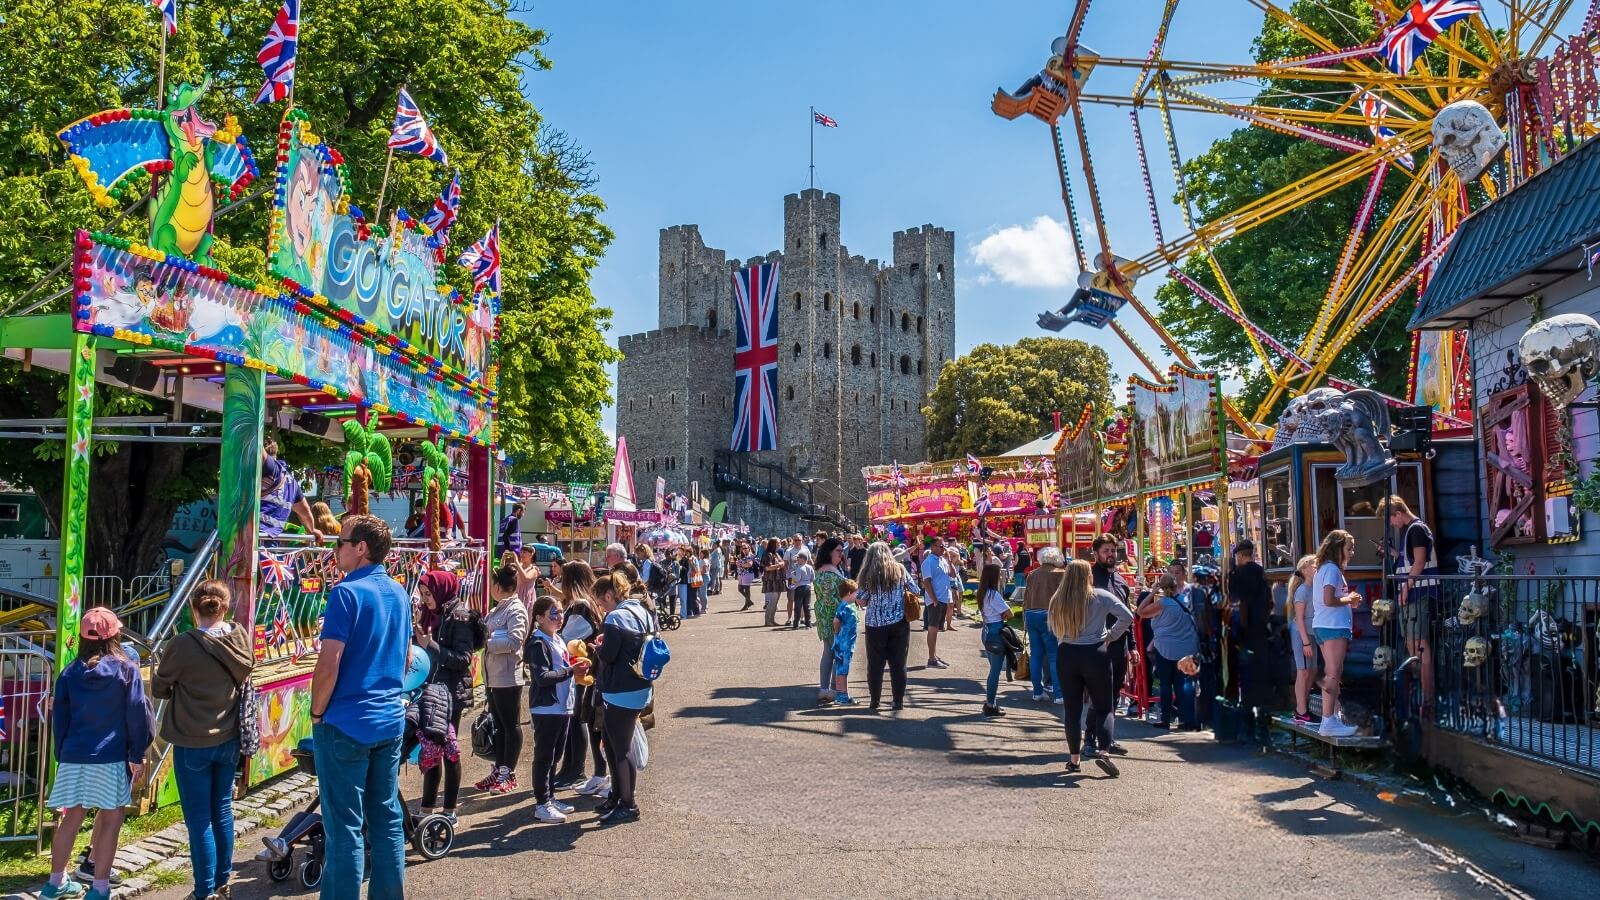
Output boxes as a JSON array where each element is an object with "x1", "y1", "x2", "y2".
[{"x1": 626, "y1": 606, "x2": 671, "y2": 681}]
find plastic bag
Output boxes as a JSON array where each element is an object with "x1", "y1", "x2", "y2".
[{"x1": 628, "y1": 721, "x2": 650, "y2": 770}]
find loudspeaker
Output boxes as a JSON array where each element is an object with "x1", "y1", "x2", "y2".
[
  {"x1": 107, "y1": 357, "x2": 160, "y2": 392},
  {"x1": 294, "y1": 411, "x2": 332, "y2": 438},
  {"x1": 1389, "y1": 405, "x2": 1432, "y2": 456}
]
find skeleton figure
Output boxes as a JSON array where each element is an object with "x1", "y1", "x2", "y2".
[
  {"x1": 1431, "y1": 100, "x2": 1507, "y2": 181},
  {"x1": 1302, "y1": 387, "x2": 1396, "y2": 488},
  {"x1": 1463, "y1": 636, "x2": 1491, "y2": 667},
  {"x1": 1518, "y1": 313, "x2": 1600, "y2": 409}
]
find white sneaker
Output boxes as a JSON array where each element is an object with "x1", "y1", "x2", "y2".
[
  {"x1": 552, "y1": 799, "x2": 575, "y2": 814},
  {"x1": 1053, "y1": 695, "x2": 1065, "y2": 705},
  {"x1": 534, "y1": 802, "x2": 567, "y2": 823},
  {"x1": 1031, "y1": 692, "x2": 1044, "y2": 702},
  {"x1": 1319, "y1": 715, "x2": 1358, "y2": 737},
  {"x1": 576, "y1": 775, "x2": 610, "y2": 796}
]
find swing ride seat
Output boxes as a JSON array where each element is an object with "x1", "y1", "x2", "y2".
[{"x1": 990, "y1": 85, "x2": 1067, "y2": 123}]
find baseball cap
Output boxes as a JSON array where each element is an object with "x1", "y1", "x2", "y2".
[{"x1": 81, "y1": 606, "x2": 122, "y2": 641}]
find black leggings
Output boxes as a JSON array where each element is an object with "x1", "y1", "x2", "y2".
[
  {"x1": 487, "y1": 686, "x2": 524, "y2": 771},
  {"x1": 530, "y1": 714, "x2": 570, "y2": 804},
  {"x1": 555, "y1": 686, "x2": 606, "y2": 781},
  {"x1": 738, "y1": 584, "x2": 752, "y2": 606},
  {"x1": 421, "y1": 701, "x2": 463, "y2": 810},
  {"x1": 1057, "y1": 642, "x2": 1114, "y2": 756},
  {"x1": 865, "y1": 619, "x2": 910, "y2": 707},
  {"x1": 600, "y1": 704, "x2": 642, "y2": 808}
]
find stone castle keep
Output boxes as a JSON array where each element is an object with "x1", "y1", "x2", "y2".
[{"x1": 615, "y1": 189, "x2": 956, "y2": 534}]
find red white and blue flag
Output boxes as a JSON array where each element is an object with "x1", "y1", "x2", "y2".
[
  {"x1": 422, "y1": 171, "x2": 461, "y2": 244},
  {"x1": 253, "y1": 0, "x2": 299, "y2": 104},
  {"x1": 270, "y1": 601, "x2": 291, "y2": 648},
  {"x1": 813, "y1": 110, "x2": 839, "y2": 128},
  {"x1": 1358, "y1": 91, "x2": 1415, "y2": 169},
  {"x1": 730, "y1": 262, "x2": 780, "y2": 452},
  {"x1": 974, "y1": 486, "x2": 993, "y2": 517},
  {"x1": 0, "y1": 692, "x2": 9, "y2": 741},
  {"x1": 891, "y1": 461, "x2": 908, "y2": 488},
  {"x1": 966, "y1": 453, "x2": 982, "y2": 474},
  {"x1": 459, "y1": 222, "x2": 501, "y2": 294},
  {"x1": 151, "y1": 0, "x2": 177, "y2": 35},
  {"x1": 1380, "y1": 1, "x2": 1481, "y2": 73},
  {"x1": 260, "y1": 552, "x2": 293, "y2": 587},
  {"x1": 388, "y1": 88, "x2": 449, "y2": 165}
]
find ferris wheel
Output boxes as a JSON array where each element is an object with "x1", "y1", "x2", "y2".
[{"x1": 995, "y1": 1, "x2": 1600, "y2": 439}]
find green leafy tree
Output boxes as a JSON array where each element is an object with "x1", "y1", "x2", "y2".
[
  {"x1": 924, "y1": 337, "x2": 1112, "y2": 459},
  {"x1": 1153, "y1": 0, "x2": 1418, "y2": 417},
  {"x1": 0, "y1": 0, "x2": 615, "y2": 579}
]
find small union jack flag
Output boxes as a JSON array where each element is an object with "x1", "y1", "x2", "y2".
[
  {"x1": 966, "y1": 453, "x2": 982, "y2": 475},
  {"x1": 1041, "y1": 458, "x2": 1054, "y2": 477},
  {"x1": 458, "y1": 222, "x2": 501, "y2": 295},
  {"x1": 813, "y1": 110, "x2": 839, "y2": 128},
  {"x1": 150, "y1": 0, "x2": 177, "y2": 35},
  {"x1": 260, "y1": 552, "x2": 294, "y2": 587},
  {"x1": 253, "y1": 0, "x2": 299, "y2": 104},
  {"x1": 1358, "y1": 90, "x2": 1416, "y2": 169},
  {"x1": 0, "y1": 692, "x2": 9, "y2": 741},
  {"x1": 422, "y1": 171, "x2": 460, "y2": 244},
  {"x1": 975, "y1": 486, "x2": 993, "y2": 517},
  {"x1": 891, "y1": 461, "x2": 908, "y2": 489},
  {"x1": 388, "y1": 88, "x2": 449, "y2": 165},
  {"x1": 1380, "y1": 1, "x2": 1481, "y2": 74},
  {"x1": 1023, "y1": 458, "x2": 1036, "y2": 476},
  {"x1": 270, "y1": 601, "x2": 290, "y2": 648}
]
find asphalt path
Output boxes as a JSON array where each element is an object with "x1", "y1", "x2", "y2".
[{"x1": 149, "y1": 599, "x2": 1598, "y2": 899}]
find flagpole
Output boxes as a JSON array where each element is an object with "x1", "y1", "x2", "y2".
[
  {"x1": 157, "y1": 25, "x2": 167, "y2": 108},
  {"x1": 809, "y1": 105, "x2": 815, "y2": 189},
  {"x1": 374, "y1": 149, "x2": 394, "y2": 225}
]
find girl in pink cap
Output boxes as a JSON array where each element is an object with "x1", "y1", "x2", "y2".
[{"x1": 42, "y1": 607, "x2": 152, "y2": 900}]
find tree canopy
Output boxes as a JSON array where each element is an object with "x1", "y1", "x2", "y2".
[
  {"x1": 0, "y1": 0, "x2": 616, "y2": 576},
  {"x1": 924, "y1": 337, "x2": 1112, "y2": 459},
  {"x1": 1152, "y1": 0, "x2": 1412, "y2": 417}
]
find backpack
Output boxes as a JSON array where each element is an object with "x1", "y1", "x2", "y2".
[
  {"x1": 625, "y1": 605, "x2": 671, "y2": 681},
  {"x1": 470, "y1": 708, "x2": 499, "y2": 760}
]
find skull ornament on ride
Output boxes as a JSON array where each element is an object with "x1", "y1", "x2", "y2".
[
  {"x1": 1431, "y1": 100, "x2": 1508, "y2": 181},
  {"x1": 1372, "y1": 645, "x2": 1394, "y2": 672},
  {"x1": 1463, "y1": 636, "x2": 1490, "y2": 668},
  {"x1": 1369, "y1": 597, "x2": 1394, "y2": 626},
  {"x1": 1301, "y1": 387, "x2": 1396, "y2": 488},
  {"x1": 1457, "y1": 589, "x2": 1489, "y2": 626},
  {"x1": 1518, "y1": 313, "x2": 1600, "y2": 409}
]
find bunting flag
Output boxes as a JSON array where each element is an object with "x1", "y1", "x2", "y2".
[
  {"x1": 253, "y1": 0, "x2": 299, "y2": 104},
  {"x1": 260, "y1": 552, "x2": 294, "y2": 587},
  {"x1": 151, "y1": 0, "x2": 177, "y2": 35},
  {"x1": 1380, "y1": 1, "x2": 1481, "y2": 73},
  {"x1": 388, "y1": 87, "x2": 449, "y2": 164},
  {"x1": 270, "y1": 600, "x2": 291, "y2": 648},
  {"x1": 1357, "y1": 90, "x2": 1415, "y2": 168},
  {"x1": 459, "y1": 222, "x2": 501, "y2": 294},
  {"x1": 0, "y1": 692, "x2": 8, "y2": 741}
]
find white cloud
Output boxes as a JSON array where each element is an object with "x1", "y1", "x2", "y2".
[{"x1": 968, "y1": 216, "x2": 1078, "y2": 288}]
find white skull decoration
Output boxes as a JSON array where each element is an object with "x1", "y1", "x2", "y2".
[
  {"x1": 1431, "y1": 100, "x2": 1507, "y2": 181},
  {"x1": 1519, "y1": 313, "x2": 1600, "y2": 409},
  {"x1": 1370, "y1": 597, "x2": 1395, "y2": 627},
  {"x1": 1372, "y1": 646, "x2": 1395, "y2": 672},
  {"x1": 1457, "y1": 590, "x2": 1489, "y2": 626},
  {"x1": 1463, "y1": 636, "x2": 1490, "y2": 668}
]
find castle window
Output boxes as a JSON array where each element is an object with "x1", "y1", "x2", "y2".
[
  {"x1": 870, "y1": 351, "x2": 877, "y2": 368},
  {"x1": 851, "y1": 345, "x2": 862, "y2": 365},
  {"x1": 910, "y1": 263, "x2": 920, "y2": 275},
  {"x1": 900, "y1": 313, "x2": 910, "y2": 332},
  {"x1": 917, "y1": 359, "x2": 924, "y2": 375},
  {"x1": 870, "y1": 306, "x2": 878, "y2": 324},
  {"x1": 871, "y1": 394, "x2": 877, "y2": 406},
  {"x1": 793, "y1": 342, "x2": 802, "y2": 359},
  {"x1": 708, "y1": 309, "x2": 718, "y2": 330},
  {"x1": 917, "y1": 316, "x2": 924, "y2": 334},
  {"x1": 854, "y1": 391, "x2": 860, "y2": 405},
  {"x1": 794, "y1": 292, "x2": 802, "y2": 310},
  {"x1": 669, "y1": 392, "x2": 677, "y2": 406},
  {"x1": 900, "y1": 355, "x2": 910, "y2": 375},
  {"x1": 629, "y1": 399, "x2": 635, "y2": 412},
  {"x1": 787, "y1": 385, "x2": 795, "y2": 401},
  {"x1": 699, "y1": 456, "x2": 704, "y2": 470},
  {"x1": 905, "y1": 437, "x2": 910, "y2": 450},
  {"x1": 823, "y1": 342, "x2": 832, "y2": 359},
  {"x1": 819, "y1": 231, "x2": 828, "y2": 249},
  {"x1": 936, "y1": 264, "x2": 944, "y2": 281},
  {"x1": 700, "y1": 392, "x2": 706, "y2": 406},
  {"x1": 668, "y1": 262, "x2": 676, "y2": 276},
  {"x1": 853, "y1": 302, "x2": 860, "y2": 320},
  {"x1": 648, "y1": 397, "x2": 654, "y2": 410},
  {"x1": 823, "y1": 292, "x2": 831, "y2": 311}
]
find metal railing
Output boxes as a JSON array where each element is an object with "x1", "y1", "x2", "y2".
[
  {"x1": 1395, "y1": 571, "x2": 1599, "y2": 775},
  {"x1": 0, "y1": 633, "x2": 55, "y2": 850},
  {"x1": 712, "y1": 450, "x2": 853, "y2": 530}
]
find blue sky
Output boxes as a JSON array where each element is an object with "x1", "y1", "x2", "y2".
[{"x1": 517, "y1": 2, "x2": 1574, "y2": 438}]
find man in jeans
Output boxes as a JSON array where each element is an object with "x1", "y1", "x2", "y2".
[{"x1": 311, "y1": 514, "x2": 412, "y2": 899}]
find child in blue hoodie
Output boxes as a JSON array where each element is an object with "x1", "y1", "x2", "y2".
[{"x1": 42, "y1": 608, "x2": 152, "y2": 900}]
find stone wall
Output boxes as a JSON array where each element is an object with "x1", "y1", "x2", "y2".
[{"x1": 616, "y1": 324, "x2": 733, "y2": 505}]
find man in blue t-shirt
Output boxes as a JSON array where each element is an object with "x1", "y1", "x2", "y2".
[
  {"x1": 311, "y1": 514, "x2": 411, "y2": 899},
  {"x1": 920, "y1": 536, "x2": 954, "y2": 669},
  {"x1": 260, "y1": 438, "x2": 323, "y2": 542}
]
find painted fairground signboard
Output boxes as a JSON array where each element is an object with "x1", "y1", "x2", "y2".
[
  {"x1": 981, "y1": 477, "x2": 1044, "y2": 514},
  {"x1": 867, "y1": 488, "x2": 902, "y2": 521},
  {"x1": 1055, "y1": 403, "x2": 1103, "y2": 509},
  {"x1": 902, "y1": 479, "x2": 971, "y2": 518},
  {"x1": 1128, "y1": 365, "x2": 1225, "y2": 488}
]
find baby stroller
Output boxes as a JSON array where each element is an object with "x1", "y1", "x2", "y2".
[
  {"x1": 258, "y1": 736, "x2": 456, "y2": 889},
  {"x1": 655, "y1": 575, "x2": 683, "y2": 632}
]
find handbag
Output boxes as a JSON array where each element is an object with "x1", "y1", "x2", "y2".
[
  {"x1": 193, "y1": 632, "x2": 260, "y2": 761},
  {"x1": 902, "y1": 588, "x2": 923, "y2": 623},
  {"x1": 1014, "y1": 647, "x2": 1030, "y2": 681}
]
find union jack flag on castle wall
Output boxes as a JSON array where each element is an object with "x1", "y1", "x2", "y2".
[{"x1": 730, "y1": 262, "x2": 780, "y2": 452}]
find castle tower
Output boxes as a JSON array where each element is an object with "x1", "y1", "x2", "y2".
[{"x1": 658, "y1": 225, "x2": 732, "y2": 331}]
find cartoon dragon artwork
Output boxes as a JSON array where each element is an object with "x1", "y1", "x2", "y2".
[
  {"x1": 57, "y1": 78, "x2": 258, "y2": 265},
  {"x1": 341, "y1": 416, "x2": 395, "y2": 516}
]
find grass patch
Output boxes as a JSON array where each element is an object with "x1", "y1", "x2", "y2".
[
  {"x1": 0, "y1": 803, "x2": 189, "y2": 894},
  {"x1": 148, "y1": 865, "x2": 189, "y2": 890}
]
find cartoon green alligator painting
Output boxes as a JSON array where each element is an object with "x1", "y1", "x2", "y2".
[{"x1": 57, "y1": 78, "x2": 258, "y2": 265}]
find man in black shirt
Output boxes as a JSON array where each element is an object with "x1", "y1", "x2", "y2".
[
  {"x1": 1226, "y1": 540, "x2": 1276, "y2": 740},
  {"x1": 846, "y1": 534, "x2": 868, "y2": 579}
]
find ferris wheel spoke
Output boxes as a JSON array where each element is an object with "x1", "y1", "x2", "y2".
[{"x1": 1525, "y1": 0, "x2": 1579, "y2": 58}]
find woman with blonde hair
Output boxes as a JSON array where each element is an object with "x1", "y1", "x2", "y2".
[
  {"x1": 1285, "y1": 554, "x2": 1320, "y2": 726},
  {"x1": 856, "y1": 541, "x2": 913, "y2": 711},
  {"x1": 1050, "y1": 560, "x2": 1133, "y2": 776},
  {"x1": 1312, "y1": 530, "x2": 1364, "y2": 737},
  {"x1": 309, "y1": 501, "x2": 340, "y2": 538}
]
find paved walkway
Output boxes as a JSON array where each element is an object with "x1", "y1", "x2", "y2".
[{"x1": 149, "y1": 601, "x2": 1597, "y2": 898}]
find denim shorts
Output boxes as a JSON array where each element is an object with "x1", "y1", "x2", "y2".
[{"x1": 1313, "y1": 626, "x2": 1352, "y2": 644}]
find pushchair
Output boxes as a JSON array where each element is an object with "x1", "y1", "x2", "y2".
[
  {"x1": 259, "y1": 729, "x2": 456, "y2": 888},
  {"x1": 655, "y1": 575, "x2": 683, "y2": 631}
]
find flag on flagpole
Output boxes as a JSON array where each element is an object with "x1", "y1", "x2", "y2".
[
  {"x1": 253, "y1": 0, "x2": 300, "y2": 104},
  {"x1": 0, "y1": 691, "x2": 9, "y2": 741},
  {"x1": 1357, "y1": 90, "x2": 1416, "y2": 169},
  {"x1": 813, "y1": 110, "x2": 839, "y2": 128},
  {"x1": 422, "y1": 171, "x2": 461, "y2": 243},
  {"x1": 891, "y1": 461, "x2": 908, "y2": 488},
  {"x1": 459, "y1": 222, "x2": 501, "y2": 294},
  {"x1": 270, "y1": 601, "x2": 291, "y2": 648},
  {"x1": 151, "y1": 0, "x2": 177, "y2": 35},
  {"x1": 1379, "y1": 1, "x2": 1481, "y2": 73},
  {"x1": 966, "y1": 453, "x2": 982, "y2": 474},
  {"x1": 388, "y1": 88, "x2": 449, "y2": 164}
]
